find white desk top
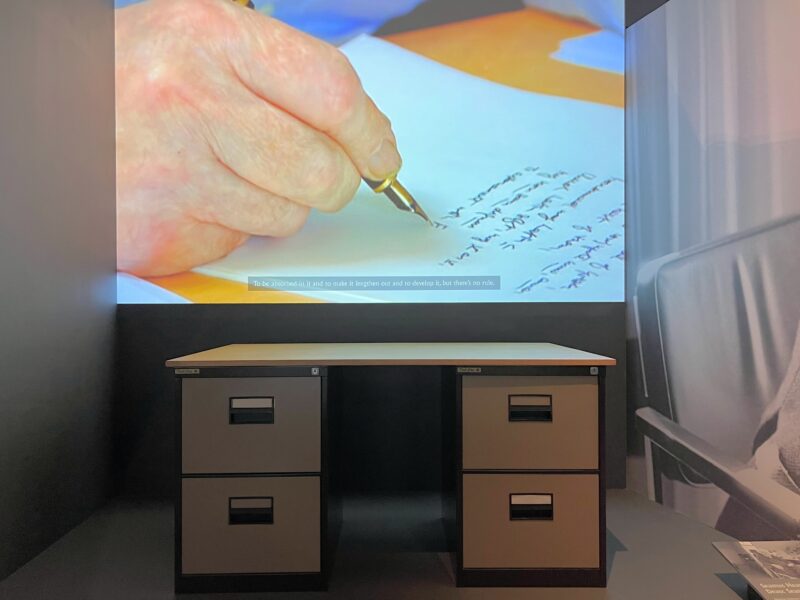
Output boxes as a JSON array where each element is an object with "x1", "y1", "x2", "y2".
[{"x1": 166, "y1": 343, "x2": 615, "y2": 368}]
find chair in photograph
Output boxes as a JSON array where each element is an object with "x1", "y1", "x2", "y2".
[{"x1": 633, "y1": 214, "x2": 800, "y2": 538}]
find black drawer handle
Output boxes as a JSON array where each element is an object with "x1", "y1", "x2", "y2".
[
  {"x1": 229, "y1": 496, "x2": 273, "y2": 525},
  {"x1": 229, "y1": 397, "x2": 274, "y2": 424},
  {"x1": 510, "y1": 493, "x2": 553, "y2": 520},
  {"x1": 508, "y1": 394, "x2": 552, "y2": 422}
]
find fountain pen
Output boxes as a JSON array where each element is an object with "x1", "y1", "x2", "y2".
[{"x1": 363, "y1": 176, "x2": 432, "y2": 225}]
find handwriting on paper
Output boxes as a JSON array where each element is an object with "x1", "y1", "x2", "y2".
[{"x1": 434, "y1": 166, "x2": 624, "y2": 295}]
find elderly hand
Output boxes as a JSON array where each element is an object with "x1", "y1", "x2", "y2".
[{"x1": 115, "y1": 0, "x2": 401, "y2": 276}]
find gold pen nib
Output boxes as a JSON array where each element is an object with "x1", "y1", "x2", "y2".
[
  {"x1": 391, "y1": 180, "x2": 433, "y2": 225},
  {"x1": 409, "y1": 201, "x2": 433, "y2": 225},
  {"x1": 364, "y1": 176, "x2": 433, "y2": 225}
]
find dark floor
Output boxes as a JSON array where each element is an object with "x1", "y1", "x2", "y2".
[{"x1": 0, "y1": 490, "x2": 748, "y2": 599}]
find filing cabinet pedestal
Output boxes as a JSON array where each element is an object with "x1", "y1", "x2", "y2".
[
  {"x1": 452, "y1": 366, "x2": 606, "y2": 587},
  {"x1": 173, "y1": 366, "x2": 339, "y2": 594}
]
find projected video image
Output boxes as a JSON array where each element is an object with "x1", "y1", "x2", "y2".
[{"x1": 115, "y1": 0, "x2": 624, "y2": 303}]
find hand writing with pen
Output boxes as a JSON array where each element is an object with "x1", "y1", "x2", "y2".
[{"x1": 115, "y1": 0, "x2": 402, "y2": 276}]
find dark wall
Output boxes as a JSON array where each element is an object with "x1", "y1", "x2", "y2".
[
  {"x1": 115, "y1": 304, "x2": 626, "y2": 497},
  {"x1": 626, "y1": 0, "x2": 671, "y2": 27},
  {"x1": 0, "y1": 0, "x2": 116, "y2": 581}
]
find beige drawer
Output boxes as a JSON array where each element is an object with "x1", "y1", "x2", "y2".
[
  {"x1": 182, "y1": 377, "x2": 321, "y2": 474},
  {"x1": 181, "y1": 476, "x2": 320, "y2": 575},
  {"x1": 462, "y1": 473, "x2": 599, "y2": 569},
  {"x1": 462, "y1": 376, "x2": 598, "y2": 470}
]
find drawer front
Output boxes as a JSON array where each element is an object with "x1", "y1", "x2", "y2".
[
  {"x1": 462, "y1": 473, "x2": 599, "y2": 569},
  {"x1": 181, "y1": 476, "x2": 320, "y2": 575},
  {"x1": 182, "y1": 377, "x2": 321, "y2": 474},
  {"x1": 462, "y1": 376, "x2": 598, "y2": 470}
]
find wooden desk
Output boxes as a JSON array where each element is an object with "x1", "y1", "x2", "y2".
[
  {"x1": 168, "y1": 343, "x2": 614, "y2": 593},
  {"x1": 149, "y1": 9, "x2": 624, "y2": 303},
  {"x1": 167, "y1": 342, "x2": 614, "y2": 368}
]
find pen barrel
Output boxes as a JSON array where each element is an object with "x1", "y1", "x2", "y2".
[
  {"x1": 363, "y1": 177, "x2": 383, "y2": 191},
  {"x1": 363, "y1": 177, "x2": 393, "y2": 194}
]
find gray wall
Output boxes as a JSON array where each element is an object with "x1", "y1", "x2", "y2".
[{"x1": 0, "y1": 0, "x2": 116, "y2": 581}]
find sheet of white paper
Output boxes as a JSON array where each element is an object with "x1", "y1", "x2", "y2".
[
  {"x1": 552, "y1": 30, "x2": 624, "y2": 74},
  {"x1": 117, "y1": 273, "x2": 190, "y2": 304},
  {"x1": 197, "y1": 35, "x2": 624, "y2": 303}
]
